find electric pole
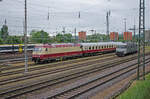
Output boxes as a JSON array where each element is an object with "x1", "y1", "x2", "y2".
[
  {"x1": 74, "y1": 28, "x2": 77, "y2": 43},
  {"x1": 133, "y1": 25, "x2": 136, "y2": 41},
  {"x1": 138, "y1": 0, "x2": 145, "y2": 80},
  {"x1": 129, "y1": 25, "x2": 136, "y2": 41},
  {"x1": 106, "y1": 11, "x2": 110, "y2": 41},
  {"x1": 62, "y1": 27, "x2": 65, "y2": 42},
  {"x1": 124, "y1": 18, "x2": 127, "y2": 32},
  {"x1": 24, "y1": 0, "x2": 28, "y2": 73},
  {"x1": 62, "y1": 27, "x2": 65, "y2": 34}
]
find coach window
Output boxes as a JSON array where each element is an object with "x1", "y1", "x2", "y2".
[
  {"x1": 92, "y1": 46, "x2": 94, "y2": 50},
  {"x1": 89, "y1": 46, "x2": 91, "y2": 50}
]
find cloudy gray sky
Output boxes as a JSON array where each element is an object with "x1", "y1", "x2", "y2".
[{"x1": 0, "y1": 0, "x2": 150, "y2": 36}]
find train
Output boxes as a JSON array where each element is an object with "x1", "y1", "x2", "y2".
[
  {"x1": 0, "y1": 44, "x2": 36, "y2": 53},
  {"x1": 32, "y1": 42, "x2": 123, "y2": 63},
  {"x1": 116, "y1": 42, "x2": 137, "y2": 56}
]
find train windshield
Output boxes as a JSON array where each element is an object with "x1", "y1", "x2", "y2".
[
  {"x1": 34, "y1": 48, "x2": 42, "y2": 52},
  {"x1": 117, "y1": 45, "x2": 127, "y2": 49}
]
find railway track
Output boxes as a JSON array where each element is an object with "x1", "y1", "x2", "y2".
[
  {"x1": 0, "y1": 53, "x2": 112, "y2": 69},
  {"x1": 48, "y1": 58, "x2": 150, "y2": 99},
  {"x1": 0, "y1": 54, "x2": 116, "y2": 85},
  {"x1": 0, "y1": 53, "x2": 149, "y2": 98},
  {"x1": 0, "y1": 53, "x2": 115, "y2": 76},
  {"x1": 0, "y1": 52, "x2": 32, "y2": 61}
]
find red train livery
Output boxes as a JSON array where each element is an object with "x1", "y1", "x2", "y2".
[{"x1": 32, "y1": 42, "x2": 119, "y2": 63}]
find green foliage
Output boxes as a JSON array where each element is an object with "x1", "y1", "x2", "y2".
[
  {"x1": 64, "y1": 33, "x2": 72, "y2": 43},
  {"x1": 0, "y1": 37, "x2": 3, "y2": 44},
  {"x1": 86, "y1": 34, "x2": 108, "y2": 42},
  {"x1": 118, "y1": 73, "x2": 150, "y2": 99},
  {"x1": 1, "y1": 24, "x2": 8, "y2": 39},
  {"x1": 55, "y1": 33, "x2": 73, "y2": 43},
  {"x1": 30, "y1": 30, "x2": 50, "y2": 43},
  {"x1": 3, "y1": 36, "x2": 22, "y2": 44}
]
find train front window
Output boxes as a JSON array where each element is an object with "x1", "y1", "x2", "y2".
[{"x1": 118, "y1": 45, "x2": 126, "y2": 49}]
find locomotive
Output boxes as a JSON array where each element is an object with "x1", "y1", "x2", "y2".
[
  {"x1": 116, "y1": 42, "x2": 137, "y2": 56},
  {"x1": 32, "y1": 42, "x2": 123, "y2": 63}
]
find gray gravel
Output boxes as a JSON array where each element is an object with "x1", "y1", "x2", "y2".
[{"x1": 29, "y1": 55, "x2": 150, "y2": 99}]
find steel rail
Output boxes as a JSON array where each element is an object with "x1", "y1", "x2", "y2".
[
  {"x1": 0, "y1": 54, "x2": 147, "y2": 98},
  {"x1": 48, "y1": 59, "x2": 150, "y2": 99}
]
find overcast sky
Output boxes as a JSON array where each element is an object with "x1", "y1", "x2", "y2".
[{"x1": 0, "y1": 0, "x2": 150, "y2": 36}]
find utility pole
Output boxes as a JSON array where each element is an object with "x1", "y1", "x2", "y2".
[
  {"x1": 74, "y1": 28, "x2": 77, "y2": 43},
  {"x1": 124, "y1": 18, "x2": 127, "y2": 32},
  {"x1": 62, "y1": 27, "x2": 65, "y2": 42},
  {"x1": 63, "y1": 27, "x2": 65, "y2": 34},
  {"x1": 129, "y1": 25, "x2": 136, "y2": 41},
  {"x1": 106, "y1": 11, "x2": 110, "y2": 41},
  {"x1": 24, "y1": 0, "x2": 28, "y2": 73},
  {"x1": 133, "y1": 25, "x2": 136, "y2": 41},
  {"x1": 138, "y1": 0, "x2": 145, "y2": 80}
]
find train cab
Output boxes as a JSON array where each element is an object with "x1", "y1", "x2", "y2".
[{"x1": 116, "y1": 42, "x2": 137, "y2": 57}]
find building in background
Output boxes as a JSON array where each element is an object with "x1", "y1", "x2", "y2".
[
  {"x1": 78, "y1": 31, "x2": 86, "y2": 41},
  {"x1": 145, "y1": 30, "x2": 150, "y2": 42},
  {"x1": 110, "y1": 32, "x2": 119, "y2": 41},
  {"x1": 124, "y1": 32, "x2": 132, "y2": 41}
]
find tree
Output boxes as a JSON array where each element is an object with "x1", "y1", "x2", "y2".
[
  {"x1": 1, "y1": 24, "x2": 9, "y2": 39},
  {"x1": 30, "y1": 30, "x2": 50, "y2": 43},
  {"x1": 0, "y1": 37, "x2": 3, "y2": 44},
  {"x1": 86, "y1": 34, "x2": 107, "y2": 42},
  {"x1": 55, "y1": 33, "x2": 73, "y2": 43},
  {"x1": 55, "y1": 33, "x2": 64, "y2": 43},
  {"x1": 3, "y1": 36, "x2": 22, "y2": 44},
  {"x1": 64, "y1": 33, "x2": 72, "y2": 43}
]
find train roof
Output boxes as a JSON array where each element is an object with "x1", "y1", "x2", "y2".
[
  {"x1": 34, "y1": 42, "x2": 136, "y2": 48},
  {"x1": 35, "y1": 43, "x2": 80, "y2": 48},
  {"x1": 80, "y1": 42, "x2": 124, "y2": 46}
]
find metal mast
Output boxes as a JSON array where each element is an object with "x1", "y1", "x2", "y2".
[
  {"x1": 106, "y1": 11, "x2": 110, "y2": 41},
  {"x1": 138, "y1": 0, "x2": 145, "y2": 80},
  {"x1": 124, "y1": 18, "x2": 127, "y2": 32},
  {"x1": 24, "y1": 0, "x2": 28, "y2": 73},
  {"x1": 74, "y1": 28, "x2": 77, "y2": 43}
]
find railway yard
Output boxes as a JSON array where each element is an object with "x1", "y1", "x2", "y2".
[
  {"x1": 0, "y1": 0, "x2": 150, "y2": 99},
  {"x1": 0, "y1": 46, "x2": 150, "y2": 99}
]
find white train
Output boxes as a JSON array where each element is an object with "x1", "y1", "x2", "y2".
[
  {"x1": 116, "y1": 42, "x2": 137, "y2": 56},
  {"x1": 32, "y1": 42, "x2": 123, "y2": 63}
]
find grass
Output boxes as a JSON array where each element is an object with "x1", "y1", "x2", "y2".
[{"x1": 118, "y1": 73, "x2": 150, "y2": 99}]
